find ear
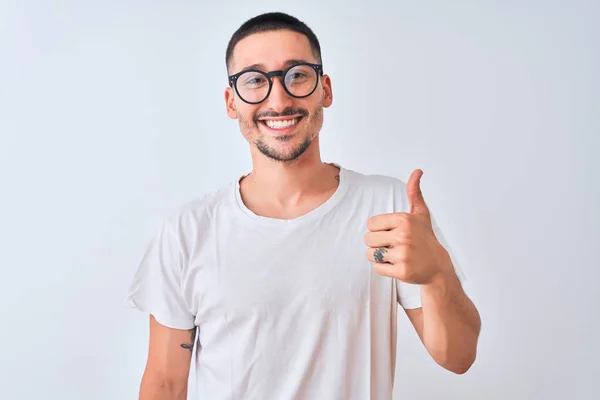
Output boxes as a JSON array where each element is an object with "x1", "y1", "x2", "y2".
[
  {"x1": 321, "y1": 74, "x2": 333, "y2": 108},
  {"x1": 224, "y1": 87, "x2": 238, "y2": 119}
]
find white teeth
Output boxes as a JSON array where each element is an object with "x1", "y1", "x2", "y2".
[{"x1": 264, "y1": 118, "x2": 298, "y2": 129}]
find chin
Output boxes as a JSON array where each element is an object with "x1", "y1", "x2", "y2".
[{"x1": 256, "y1": 137, "x2": 312, "y2": 162}]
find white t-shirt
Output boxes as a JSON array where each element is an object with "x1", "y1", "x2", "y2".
[{"x1": 126, "y1": 164, "x2": 466, "y2": 399}]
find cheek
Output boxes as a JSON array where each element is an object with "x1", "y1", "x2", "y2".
[
  {"x1": 237, "y1": 108, "x2": 262, "y2": 136},
  {"x1": 239, "y1": 116, "x2": 257, "y2": 134},
  {"x1": 308, "y1": 105, "x2": 323, "y2": 125},
  {"x1": 236, "y1": 104, "x2": 258, "y2": 124}
]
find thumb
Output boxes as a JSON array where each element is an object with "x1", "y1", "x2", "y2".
[{"x1": 407, "y1": 169, "x2": 430, "y2": 217}]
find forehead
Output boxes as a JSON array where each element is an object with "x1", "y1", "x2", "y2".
[{"x1": 231, "y1": 30, "x2": 316, "y2": 72}]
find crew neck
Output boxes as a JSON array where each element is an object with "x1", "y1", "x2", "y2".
[{"x1": 232, "y1": 163, "x2": 350, "y2": 228}]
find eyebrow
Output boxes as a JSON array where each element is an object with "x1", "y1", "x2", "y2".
[{"x1": 239, "y1": 59, "x2": 310, "y2": 73}]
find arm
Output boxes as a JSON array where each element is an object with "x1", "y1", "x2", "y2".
[
  {"x1": 139, "y1": 315, "x2": 197, "y2": 400},
  {"x1": 365, "y1": 170, "x2": 481, "y2": 374},
  {"x1": 405, "y1": 254, "x2": 481, "y2": 374}
]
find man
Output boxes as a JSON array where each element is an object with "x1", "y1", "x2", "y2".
[{"x1": 126, "y1": 11, "x2": 481, "y2": 400}]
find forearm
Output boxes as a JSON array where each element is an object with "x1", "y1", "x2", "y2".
[
  {"x1": 139, "y1": 375, "x2": 188, "y2": 400},
  {"x1": 420, "y1": 253, "x2": 481, "y2": 374}
]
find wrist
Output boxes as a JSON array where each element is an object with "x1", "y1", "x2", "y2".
[{"x1": 425, "y1": 249, "x2": 457, "y2": 289}]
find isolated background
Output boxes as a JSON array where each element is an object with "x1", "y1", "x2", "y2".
[{"x1": 1, "y1": 0, "x2": 598, "y2": 399}]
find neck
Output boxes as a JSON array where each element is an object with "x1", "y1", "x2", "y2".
[{"x1": 242, "y1": 136, "x2": 338, "y2": 205}]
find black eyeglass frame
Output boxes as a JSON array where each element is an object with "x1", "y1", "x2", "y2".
[{"x1": 228, "y1": 62, "x2": 324, "y2": 105}]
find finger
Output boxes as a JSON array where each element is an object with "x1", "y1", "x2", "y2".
[
  {"x1": 366, "y1": 247, "x2": 391, "y2": 264},
  {"x1": 407, "y1": 169, "x2": 430, "y2": 217},
  {"x1": 364, "y1": 230, "x2": 396, "y2": 248},
  {"x1": 366, "y1": 246, "x2": 406, "y2": 264},
  {"x1": 367, "y1": 212, "x2": 409, "y2": 232},
  {"x1": 373, "y1": 262, "x2": 397, "y2": 278}
]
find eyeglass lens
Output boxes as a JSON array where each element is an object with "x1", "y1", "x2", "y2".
[{"x1": 236, "y1": 65, "x2": 318, "y2": 103}]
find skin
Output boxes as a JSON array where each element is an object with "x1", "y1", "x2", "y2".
[
  {"x1": 139, "y1": 316, "x2": 196, "y2": 399},
  {"x1": 139, "y1": 29, "x2": 337, "y2": 399},
  {"x1": 365, "y1": 169, "x2": 481, "y2": 373},
  {"x1": 224, "y1": 30, "x2": 338, "y2": 220},
  {"x1": 139, "y1": 28, "x2": 481, "y2": 399}
]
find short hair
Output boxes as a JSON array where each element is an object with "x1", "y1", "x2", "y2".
[{"x1": 225, "y1": 12, "x2": 322, "y2": 73}]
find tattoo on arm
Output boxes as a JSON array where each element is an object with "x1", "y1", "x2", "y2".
[{"x1": 180, "y1": 327, "x2": 197, "y2": 352}]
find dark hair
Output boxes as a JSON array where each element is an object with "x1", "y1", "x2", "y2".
[{"x1": 225, "y1": 12, "x2": 322, "y2": 73}]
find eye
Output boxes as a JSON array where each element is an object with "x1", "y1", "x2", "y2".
[
  {"x1": 289, "y1": 72, "x2": 308, "y2": 79},
  {"x1": 285, "y1": 65, "x2": 314, "y2": 86},
  {"x1": 239, "y1": 72, "x2": 267, "y2": 88}
]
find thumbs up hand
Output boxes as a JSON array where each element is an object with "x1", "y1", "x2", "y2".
[{"x1": 364, "y1": 169, "x2": 451, "y2": 285}]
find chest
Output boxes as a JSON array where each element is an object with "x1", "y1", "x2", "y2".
[{"x1": 185, "y1": 218, "x2": 392, "y2": 322}]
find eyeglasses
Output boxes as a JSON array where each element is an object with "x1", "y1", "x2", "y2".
[{"x1": 228, "y1": 62, "x2": 323, "y2": 104}]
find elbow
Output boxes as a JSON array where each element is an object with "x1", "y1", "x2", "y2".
[
  {"x1": 432, "y1": 348, "x2": 477, "y2": 375},
  {"x1": 446, "y1": 359, "x2": 475, "y2": 375},
  {"x1": 140, "y1": 374, "x2": 188, "y2": 400},
  {"x1": 427, "y1": 324, "x2": 481, "y2": 375}
]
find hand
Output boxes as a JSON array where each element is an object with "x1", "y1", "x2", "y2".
[{"x1": 364, "y1": 169, "x2": 450, "y2": 285}]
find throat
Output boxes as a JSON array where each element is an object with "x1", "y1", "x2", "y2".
[{"x1": 239, "y1": 164, "x2": 341, "y2": 220}]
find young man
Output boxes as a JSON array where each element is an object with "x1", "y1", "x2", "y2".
[{"x1": 126, "y1": 12, "x2": 481, "y2": 400}]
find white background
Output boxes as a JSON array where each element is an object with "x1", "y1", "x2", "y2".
[{"x1": 1, "y1": 1, "x2": 598, "y2": 399}]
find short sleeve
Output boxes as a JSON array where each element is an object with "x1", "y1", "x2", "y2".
[
  {"x1": 393, "y1": 179, "x2": 467, "y2": 309},
  {"x1": 125, "y1": 219, "x2": 196, "y2": 330}
]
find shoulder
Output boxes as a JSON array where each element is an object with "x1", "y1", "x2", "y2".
[
  {"x1": 340, "y1": 166, "x2": 410, "y2": 213},
  {"x1": 161, "y1": 180, "x2": 236, "y2": 237},
  {"x1": 343, "y1": 166, "x2": 407, "y2": 194}
]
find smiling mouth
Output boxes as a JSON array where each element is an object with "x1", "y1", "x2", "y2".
[{"x1": 259, "y1": 117, "x2": 302, "y2": 131}]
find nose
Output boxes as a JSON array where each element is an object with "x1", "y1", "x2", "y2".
[{"x1": 265, "y1": 76, "x2": 293, "y2": 111}]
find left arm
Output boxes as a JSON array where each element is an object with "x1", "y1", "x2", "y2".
[
  {"x1": 365, "y1": 169, "x2": 481, "y2": 374},
  {"x1": 405, "y1": 252, "x2": 481, "y2": 374}
]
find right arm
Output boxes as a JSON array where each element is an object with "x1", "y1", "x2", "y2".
[{"x1": 139, "y1": 315, "x2": 197, "y2": 400}]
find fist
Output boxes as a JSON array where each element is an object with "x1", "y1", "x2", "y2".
[{"x1": 364, "y1": 169, "x2": 449, "y2": 285}]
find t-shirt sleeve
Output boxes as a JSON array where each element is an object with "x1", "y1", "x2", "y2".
[
  {"x1": 393, "y1": 180, "x2": 467, "y2": 309},
  {"x1": 125, "y1": 218, "x2": 196, "y2": 330}
]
